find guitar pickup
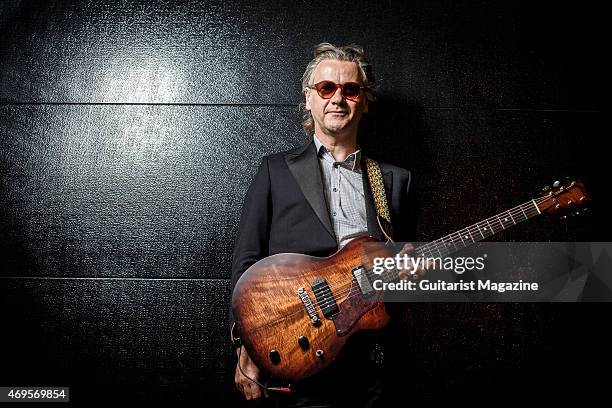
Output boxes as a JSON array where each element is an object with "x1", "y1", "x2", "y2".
[
  {"x1": 352, "y1": 265, "x2": 374, "y2": 297},
  {"x1": 312, "y1": 277, "x2": 339, "y2": 319}
]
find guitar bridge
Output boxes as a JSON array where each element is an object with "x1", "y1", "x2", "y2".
[{"x1": 297, "y1": 287, "x2": 321, "y2": 326}]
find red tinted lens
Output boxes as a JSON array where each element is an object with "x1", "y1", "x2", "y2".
[
  {"x1": 342, "y1": 83, "x2": 361, "y2": 98},
  {"x1": 316, "y1": 81, "x2": 337, "y2": 98}
]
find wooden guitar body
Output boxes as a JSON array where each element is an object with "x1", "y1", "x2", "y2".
[{"x1": 232, "y1": 236, "x2": 393, "y2": 381}]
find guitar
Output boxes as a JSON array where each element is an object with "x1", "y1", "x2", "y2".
[{"x1": 231, "y1": 179, "x2": 590, "y2": 382}]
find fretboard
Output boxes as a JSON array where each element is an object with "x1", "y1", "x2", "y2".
[
  {"x1": 414, "y1": 199, "x2": 542, "y2": 258},
  {"x1": 375, "y1": 199, "x2": 542, "y2": 284}
]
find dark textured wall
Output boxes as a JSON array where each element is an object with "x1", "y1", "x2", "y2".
[{"x1": 0, "y1": 0, "x2": 606, "y2": 404}]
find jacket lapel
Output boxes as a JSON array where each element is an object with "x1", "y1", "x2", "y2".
[{"x1": 285, "y1": 141, "x2": 336, "y2": 241}]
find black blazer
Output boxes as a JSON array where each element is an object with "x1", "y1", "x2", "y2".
[{"x1": 230, "y1": 140, "x2": 413, "y2": 304}]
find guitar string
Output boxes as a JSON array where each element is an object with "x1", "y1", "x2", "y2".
[
  {"x1": 311, "y1": 193, "x2": 568, "y2": 309},
  {"x1": 315, "y1": 206, "x2": 543, "y2": 309},
  {"x1": 315, "y1": 196, "x2": 551, "y2": 309}
]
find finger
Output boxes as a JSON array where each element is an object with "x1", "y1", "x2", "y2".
[
  {"x1": 401, "y1": 243, "x2": 414, "y2": 255},
  {"x1": 243, "y1": 384, "x2": 253, "y2": 400},
  {"x1": 235, "y1": 371, "x2": 245, "y2": 393},
  {"x1": 244, "y1": 383, "x2": 262, "y2": 400},
  {"x1": 244, "y1": 382, "x2": 255, "y2": 400}
]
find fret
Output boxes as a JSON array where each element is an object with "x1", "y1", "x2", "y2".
[
  {"x1": 466, "y1": 228, "x2": 475, "y2": 242},
  {"x1": 427, "y1": 244, "x2": 433, "y2": 257},
  {"x1": 482, "y1": 221, "x2": 492, "y2": 237},
  {"x1": 443, "y1": 237, "x2": 452, "y2": 253},
  {"x1": 420, "y1": 245, "x2": 431, "y2": 259},
  {"x1": 425, "y1": 246, "x2": 435, "y2": 258},
  {"x1": 436, "y1": 239, "x2": 447, "y2": 257},
  {"x1": 442, "y1": 239, "x2": 451, "y2": 256},
  {"x1": 519, "y1": 204, "x2": 527, "y2": 220},
  {"x1": 495, "y1": 215, "x2": 504, "y2": 230},
  {"x1": 434, "y1": 240, "x2": 443, "y2": 257},
  {"x1": 476, "y1": 222, "x2": 485, "y2": 239},
  {"x1": 507, "y1": 210, "x2": 516, "y2": 225},
  {"x1": 448, "y1": 238, "x2": 456, "y2": 253},
  {"x1": 504, "y1": 212, "x2": 514, "y2": 226},
  {"x1": 493, "y1": 216, "x2": 504, "y2": 232},
  {"x1": 532, "y1": 199, "x2": 541, "y2": 215},
  {"x1": 446, "y1": 234, "x2": 453, "y2": 249},
  {"x1": 449, "y1": 235, "x2": 457, "y2": 250},
  {"x1": 485, "y1": 218, "x2": 494, "y2": 234},
  {"x1": 498, "y1": 213, "x2": 513, "y2": 229}
]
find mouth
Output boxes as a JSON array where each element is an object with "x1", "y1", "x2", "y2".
[{"x1": 327, "y1": 111, "x2": 348, "y2": 115}]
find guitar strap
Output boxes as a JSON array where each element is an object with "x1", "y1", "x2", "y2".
[
  {"x1": 364, "y1": 157, "x2": 394, "y2": 243},
  {"x1": 363, "y1": 159, "x2": 391, "y2": 368}
]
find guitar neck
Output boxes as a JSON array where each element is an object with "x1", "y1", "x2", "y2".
[
  {"x1": 372, "y1": 179, "x2": 589, "y2": 284},
  {"x1": 412, "y1": 199, "x2": 542, "y2": 259},
  {"x1": 372, "y1": 198, "x2": 545, "y2": 285}
]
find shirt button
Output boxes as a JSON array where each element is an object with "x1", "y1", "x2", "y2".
[
  {"x1": 332, "y1": 211, "x2": 337, "y2": 217},
  {"x1": 333, "y1": 187, "x2": 337, "y2": 192}
]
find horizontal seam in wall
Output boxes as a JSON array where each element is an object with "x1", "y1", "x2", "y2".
[
  {"x1": 0, "y1": 102, "x2": 299, "y2": 107},
  {"x1": 0, "y1": 276, "x2": 228, "y2": 281},
  {"x1": 0, "y1": 101, "x2": 601, "y2": 113}
]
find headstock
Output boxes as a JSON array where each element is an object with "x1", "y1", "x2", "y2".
[{"x1": 537, "y1": 179, "x2": 590, "y2": 218}]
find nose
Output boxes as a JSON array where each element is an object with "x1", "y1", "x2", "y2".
[{"x1": 330, "y1": 86, "x2": 344, "y2": 104}]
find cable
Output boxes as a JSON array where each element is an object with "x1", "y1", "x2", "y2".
[{"x1": 232, "y1": 323, "x2": 292, "y2": 394}]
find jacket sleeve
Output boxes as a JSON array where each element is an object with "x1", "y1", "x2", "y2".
[{"x1": 229, "y1": 156, "x2": 272, "y2": 328}]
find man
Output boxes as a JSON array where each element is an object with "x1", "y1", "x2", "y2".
[{"x1": 230, "y1": 43, "x2": 412, "y2": 406}]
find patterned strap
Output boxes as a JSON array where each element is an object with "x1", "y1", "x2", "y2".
[{"x1": 365, "y1": 157, "x2": 394, "y2": 241}]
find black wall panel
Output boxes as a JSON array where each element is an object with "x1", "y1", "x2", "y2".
[
  {"x1": 0, "y1": 0, "x2": 602, "y2": 109},
  {"x1": 0, "y1": 0, "x2": 606, "y2": 404},
  {"x1": 0, "y1": 104, "x2": 303, "y2": 278},
  {"x1": 0, "y1": 278, "x2": 235, "y2": 402}
]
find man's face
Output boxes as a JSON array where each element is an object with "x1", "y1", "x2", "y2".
[{"x1": 305, "y1": 59, "x2": 369, "y2": 137}]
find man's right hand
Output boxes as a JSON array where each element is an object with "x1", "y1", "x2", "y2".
[{"x1": 235, "y1": 345, "x2": 267, "y2": 400}]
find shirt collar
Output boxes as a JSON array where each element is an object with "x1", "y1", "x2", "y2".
[{"x1": 313, "y1": 134, "x2": 361, "y2": 171}]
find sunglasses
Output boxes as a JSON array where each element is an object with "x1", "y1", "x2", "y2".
[{"x1": 308, "y1": 81, "x2": 368, "y2": 101}]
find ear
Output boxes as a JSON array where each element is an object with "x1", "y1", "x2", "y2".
[
  {"x1": 363, "y1": 99, "x2": 369, "y2": 114},
  {"x1": 305, "y1": 88, "x2": 312, "y2": 111}
]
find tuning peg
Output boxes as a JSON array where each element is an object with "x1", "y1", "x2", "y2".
[
  {"x1": 561, "y1": 215, "x2": 567, "y2": 220},
  {"x1": 553, "y1": 180, "x2": 560, "y2": 188}
]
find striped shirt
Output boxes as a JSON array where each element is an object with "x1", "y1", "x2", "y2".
[{"x1": 314, "y1": 135, "x2": 369, "y2": 248}]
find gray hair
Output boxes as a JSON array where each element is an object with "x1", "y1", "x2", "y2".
[{"x1": 301, "y1": 42, "x2": 376, "y2": 135}]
